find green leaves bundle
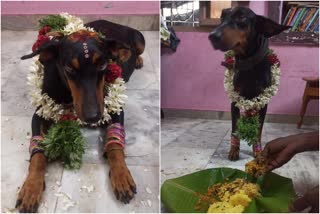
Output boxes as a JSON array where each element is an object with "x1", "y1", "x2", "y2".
[
  {"x1": 234, "y1": 115, "x2": 260, "y2": 146},
  {"x1": 40, "y1": 120, "x2": 86, "y2": 169},
  {"x1": 38, "y1": 15, "x2": 67, "y2": 31}
]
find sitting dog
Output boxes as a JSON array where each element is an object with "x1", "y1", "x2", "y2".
[
  {"x1": 208, "y1": 7, "x2": 289, "y2": 161},
  {"x1": 16, "y1": 20, "x2": 145, "y2": 212}
]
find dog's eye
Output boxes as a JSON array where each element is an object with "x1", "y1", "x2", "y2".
[
  {"x1": 97, "y1": 62, "x2": 108, "y2": 71},
  {"x1": 238, "y1": 16, "x2": 247, "y2": 22},
  {"x1": 64, "y1": 66, "x2": 76, "y2": 76}
]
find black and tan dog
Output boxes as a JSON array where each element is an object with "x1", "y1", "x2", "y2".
[
  {"x1": 16, "y1": 20, "x2": 145, "y2": 212},
  {"x1": 208, "y1": 7, "x2": 289, "y2": 161}
]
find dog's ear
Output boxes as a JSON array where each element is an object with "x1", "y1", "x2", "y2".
[
  {"x1": 103, "y1": 39, "x2": 132, "y2": 63},
  {"x1": 255, "y1": 15, "x2": 290, "y2": 38},
  {"x1": 21, "y1": 32, "x2": 64, "y2": 64}
]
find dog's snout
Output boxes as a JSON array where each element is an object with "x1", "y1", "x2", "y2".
[
  {"x1": 84, "y1": 112, "x2": 101, "y2": 123},
  {"x1": 209, "y1": 30, "x2": 222, "y2": 42}
]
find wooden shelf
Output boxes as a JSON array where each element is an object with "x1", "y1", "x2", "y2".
[{"x1": 268, "y1": 1, "x2": 319, "y2": 46}]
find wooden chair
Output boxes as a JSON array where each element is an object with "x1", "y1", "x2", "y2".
[{"x1": 297, "y1": 77, "x2": 319, "y2": 128}]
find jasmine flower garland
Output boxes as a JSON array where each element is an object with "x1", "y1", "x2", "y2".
[
  {"x1": 223, "y1": 49, "x2": 281, "y2": 146},
  {"x1": 27, "y1": 57, "x2": 127, "y2": 126},
  {"x1": 223, "y1": 49, "x2": 281, "y2": 111}
]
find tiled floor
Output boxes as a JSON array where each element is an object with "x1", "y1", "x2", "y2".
[
  {"x1": 1, "y1": 30, "x2": 159, "y2": 213},
  {"x1": 161, "y1": 117, "x2": 319, "y2": 197}
]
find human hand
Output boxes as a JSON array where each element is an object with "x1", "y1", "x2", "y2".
[
  {"x1": 262, "y1": 132, "x2": 319, "y2": 172},
  {"x1": 290, "y1": 186, "x2": 319, "y2": 213}
]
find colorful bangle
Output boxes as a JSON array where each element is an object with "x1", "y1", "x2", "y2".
[
  {"x1": 104, "y1": 123, "x2": 126, "y2": 154},
  {"x1": 29, "y1": 135, "x2": 44, "y2": 157},
  {"x1": 253, "y1": 144, "x2": 262, "y2": 152},
  {"x1": 231, "y1": 135, "x2": 240, "y2": 147}
]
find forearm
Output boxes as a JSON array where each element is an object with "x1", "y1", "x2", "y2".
[{"x1": 294, "y1": 131, "x2": 319, "y2": 153}]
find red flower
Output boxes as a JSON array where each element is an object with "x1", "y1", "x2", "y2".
[
  {"x1": 225, "y1": 56, "x2": 235, "y2": 65},
  {"x1": 267, "y1": 54, "x2": 280, "y2": 66},
  {"x1": 32, "y1": 35, "x2": 50, "y2": 52},
  {"x1": 39, "y1": 26, "x2": 51, "y2": 35},
  {"x1": 105, "y1": 63, "x2": 122, "y2": 83},
  {"x1": 59, "y1": 114, "x2": 78, "y2": 121},
  {"x1": 245, "y1": 109, "x2": 258, "y2": 117}
]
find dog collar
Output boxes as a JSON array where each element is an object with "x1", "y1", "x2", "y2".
[{"x1": 235, "y1": 36, "x2": 269, "y2": 70}]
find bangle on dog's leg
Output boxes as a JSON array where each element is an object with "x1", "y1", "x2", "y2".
[
  {"x1": 231, "y1": 134, "x2": 240, "y2": 147},
  {"x1": 253, "y1": 142, "x2": 262, "y2": 157},
  {"x1": 29, "y1": 135, "x2": 45, "y2": 159},
  {"x1": 103, "y1": 123, "x2": 126, "y2": 158}
]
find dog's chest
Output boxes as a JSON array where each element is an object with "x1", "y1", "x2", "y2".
[{"x1": 233, "y1": 67, "x2": 272, "y2": 100}]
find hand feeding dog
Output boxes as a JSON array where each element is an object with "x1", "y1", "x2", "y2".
[
  {"x1": 208, "y1": 7, "x2": 289, "y2": 161},
  {"x1": 16, "y1": 14, "x2": 145, "y2": 212}
]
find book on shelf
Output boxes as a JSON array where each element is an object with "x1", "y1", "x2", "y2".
[
  {"x1": 309, "y1": 17, "x2": 319, "y2": 32},
  {"x1": 286, "y1": 6, "x2": 298, "y2": 25},
  {"x1": 291, "y1": 7, "x2": 307, "y2": 31},
  {"x1": 305, "y1": 8, "x2": 319, "y2": 31},
  {"x1": 283, "y1": 5, "x2": 294, "y2": 25},
  {"x1": 299, "y1": 7, "x2": 317, "y2": 31},
  {"x1": 289, "y1": 7, "x2": 303, "y2": 27},
  {"x1": 282, "y1": 1, "x2": 319, "y2": 33}
]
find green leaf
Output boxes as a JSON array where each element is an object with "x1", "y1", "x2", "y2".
[
  {"x1": 38, "y1": 15, "x2": 67, "y2": 31},
  {"x1": 161, "y1": 168, "x2": 297, "y2": 213},
  {"x1": 234, "y1": 116, "x2": 260, "y2": 146},
  {"x1": 39, "y1": 120, "x2": 86, "y2": 169}
]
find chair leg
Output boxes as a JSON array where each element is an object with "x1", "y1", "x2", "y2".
[{"x1": 297, "y1": 96, "x2": 310, "y2": 129}]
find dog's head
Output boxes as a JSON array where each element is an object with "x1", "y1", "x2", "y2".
[
  {"x1": 208, "y1": 7, "x2": 290, "y2": 53},
  {"x1": 22, "y1": 30, "x2": 131, "y2": 123}
]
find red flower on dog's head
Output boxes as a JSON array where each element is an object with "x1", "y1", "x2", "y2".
[
  {"x1": 105, "y1": 63, "x2": 122, "y2": 83},
  {"x1": 39, "y1": 26, "x2": 52, "y2": 35},
  {"x1": 32, "y1": 34, "x2": 50, "y2": 52}
]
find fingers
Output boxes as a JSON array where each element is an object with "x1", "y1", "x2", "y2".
[
  {"x1": 290, "y1": 195, "x2": 310, "y2": 212},
  {"x1": 266, "y1": 148, "x2": 294, "y2": 171},
  {"x1": 290, "y1": 186, "x2": 319, "y2": 213}
]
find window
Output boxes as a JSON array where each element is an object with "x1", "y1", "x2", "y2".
[
  {"x1": 161, "y1": 1, "x2": 249, "y2": 31},
  {"x1": 199, "y1": 1, "x2": 249, "y2": 26},
  {"x1": 268, "y1": 1, "x2": 319, "y2": 45},
  {"x1": 161, "y1": 1, "x2": 200, "y2": 27}
]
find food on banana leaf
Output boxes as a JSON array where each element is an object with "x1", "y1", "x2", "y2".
[
  {"x1": 245, "y1": 155, "x2": 268, "y2": 177},
  {"x1": 195, "y1": 178, "x2": 261, "y2": 213}
]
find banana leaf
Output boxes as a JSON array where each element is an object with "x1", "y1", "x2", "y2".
[{"x1": 161, "y1": 167, "x2": 297, "y2": 213}]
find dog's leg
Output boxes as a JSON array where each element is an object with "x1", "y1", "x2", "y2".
[
  {"x1": 104, "y1": 111, "x2": 136, "y2": 204},
  {"x1": 229, "y1": 102, "x2": 241, "y2": 161},
  {"x1": 252, "y1": 105, "x2": 268, "y2": 157},
  {"x1": 16, "y1": 113, "x2": 51, "y2": 212}
]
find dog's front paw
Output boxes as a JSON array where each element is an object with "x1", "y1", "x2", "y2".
[
  {"x1": 228, "y1": 146, "x2": 240, "y2": 161},
  {"x1": 16, "y1": 177, "x2": 45, "y2": 213},
  {"x1": 135, "y1": 56, "x2": 143, "y2": 69},
  {"x1": 109, "y1": 165, "x2": 136, "y2": 204}
]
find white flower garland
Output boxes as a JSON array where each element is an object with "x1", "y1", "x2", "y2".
[
  {"x1": 59, "y1": 12, "x2": 94, "y2": 35},
  {"x1": 27, "y1": 13, "x2": 127, "y2": 126},
  {"x1": 224, "y1": 64, "x2": 281, "y2": 111},
  {"x1": 28, "y1": 58, "x2": 127, "y2": 126}
]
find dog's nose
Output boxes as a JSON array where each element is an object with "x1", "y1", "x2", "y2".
[
  {"x1": 209, "y1": 30, "x2": 222, "y2": 42},
  {"x1": 84, "y1": 112, "x2": 101, "y2": 123}
]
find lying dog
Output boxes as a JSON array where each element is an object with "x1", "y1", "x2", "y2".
[
  {"x1": 208, "y1": 7, "x2": 289, "y2": 161},
  {"x1": 16, "y1": 19, "x2": 145, "y2": 212}
]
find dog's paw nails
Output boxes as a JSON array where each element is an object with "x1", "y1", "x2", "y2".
[
  {"x1": 110, "y1": 167, "x2": 136, "y2": 204},
  {"x1": 135, "y1": 56, "x2": 143, "y2": 69},
  {"x1": 131, "y1": 186, "x2": 137, "y2": 194},
  {"x1": 15, "y1": 199, "x2": 22, "y2": 208}
]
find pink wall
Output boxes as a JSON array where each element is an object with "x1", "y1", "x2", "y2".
[
  {"x1": 161, "y1": 1, "x2": 319, "y2": 116},
  {"x1": 1, "y1": 1, "x2": 159, "y2": 15}
]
